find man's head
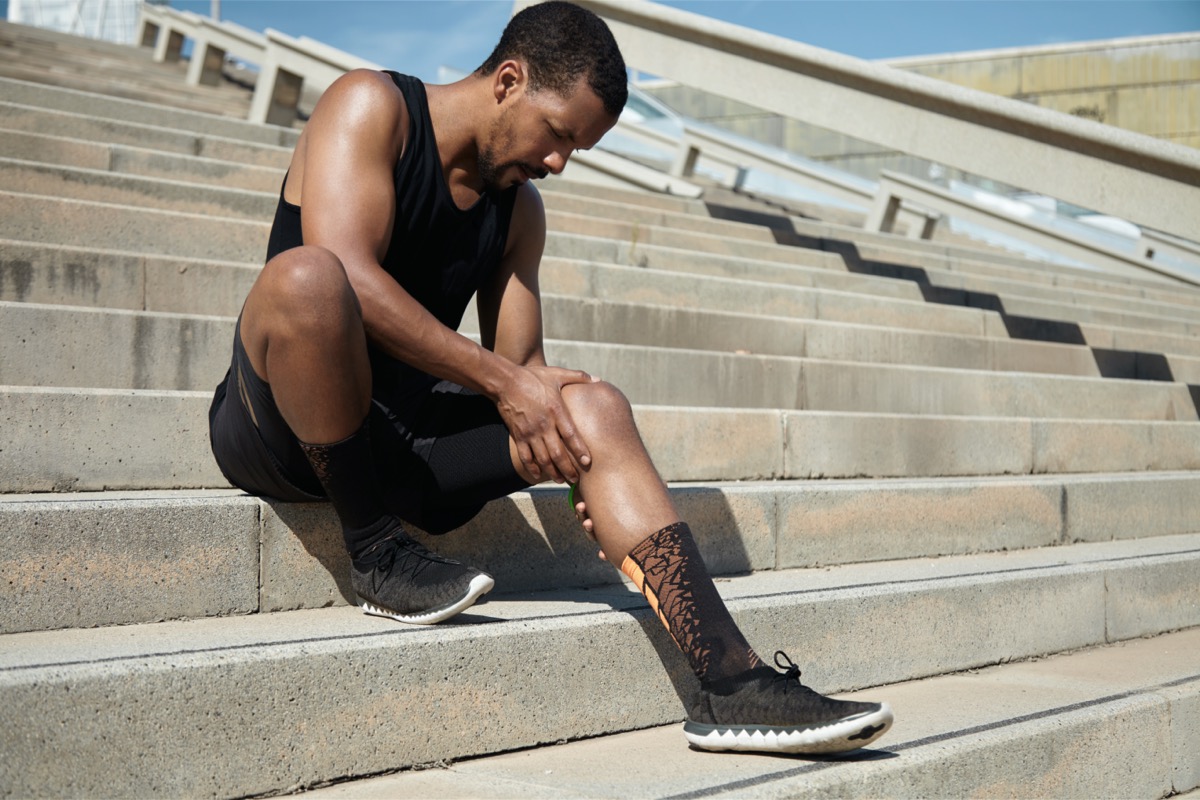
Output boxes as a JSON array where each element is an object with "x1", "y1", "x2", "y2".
[{"x1": 476, "y1": 1, "x2": 628, "y2": 119}]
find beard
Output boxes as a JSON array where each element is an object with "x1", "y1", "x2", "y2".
[{"x1": 478, "y1": 107, "x2": 545, "y2": 192}]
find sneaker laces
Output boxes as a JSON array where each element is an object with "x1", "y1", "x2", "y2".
[
  {"x1": 772, "y1": 651, "x2": 816, "y2": 695},
  {"x1": 360, "y1": 535, "x2": 457, "y2": 594}
]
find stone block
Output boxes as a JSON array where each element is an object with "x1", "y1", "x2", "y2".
[
  {"x1": 0, "y1": 387, "x2": 224, "y2": 492},
  {"x1": 1064, "y1": 473, "x2": 1200, "y2": 541},
  {"x1": 1105, "y1": 552, "x2": 1200, "y2": 640},
  {"x1": 635, "y1": 406, "x2": 784, "y2": 481},
  {"x1": 0, "y1": 190, "x2": 267, "y2": 263},
  {"x1": 785, "y1": 413, "x2": 1033, "y2": 478},
  {"x1": 0, "y1": 302, "x2": 233, "y2": 391},
  {"x1": 0, "y1": 493, "x2": 259, "y2": 632},
  {"x1": 1166, "y1": 685, "x2": 1200, "y2": 793},
  {"x1": 777, "y1": 477, "x2": 1062, "y2": 568},
  {"x1": 737, "y1": 569, "x2": 1106, "y2": 692},
  {"x1": 0, "y1": 158, "x2": 276, "y2": 220},
  {"x1": 0, "y1": 240, "x2": 144, "y2": 309}
]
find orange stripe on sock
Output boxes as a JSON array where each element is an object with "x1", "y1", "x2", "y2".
[{"x1": 620, "y1": 555, "x2": 679, "y2": 648}]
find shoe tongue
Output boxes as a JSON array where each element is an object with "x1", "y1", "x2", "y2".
[{"x1": 703, "y1": 665, "x2": 779, "y2": 695}]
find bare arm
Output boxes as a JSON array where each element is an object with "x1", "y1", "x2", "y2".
[{"x1": 477, "y1": 183, "x2": 597, "y2": 481}]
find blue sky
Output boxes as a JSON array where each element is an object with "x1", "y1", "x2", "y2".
[{"x1": 6, "y1": 1, "x2": 1198, "y2": 82}]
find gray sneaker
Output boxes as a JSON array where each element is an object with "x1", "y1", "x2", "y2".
[
  {"x1": 685, "y1": 652, "x2": 893, "y2": 753},
  {"x1": 351, "y1": 531, "x2": 494, "y2": 625}
]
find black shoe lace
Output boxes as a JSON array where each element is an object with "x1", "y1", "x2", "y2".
[
  {"x1": 362, "y1": 535, "x2": 443, "y2": 594},
  {"x1": 773, "y1": 651, "x2": 811, "y2": 694}
]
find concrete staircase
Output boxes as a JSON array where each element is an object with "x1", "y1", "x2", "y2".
[{"x1": 1, "y1": 18, "x2": 1198, "y2": 798}]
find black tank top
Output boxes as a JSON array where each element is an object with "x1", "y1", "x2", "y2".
[{"x1": 265, "y1": 71, "x2": 520, "y2": 414}]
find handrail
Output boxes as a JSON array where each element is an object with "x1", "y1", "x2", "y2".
[
  {"x1": 867, "y1": 170, "x2": 1200, "y2": 287},
  {"x1": 560, "y1": 0, "x2": 1200, "y2": 243},
  {"x1": 1142, "y1": 230, "x2": 1200, "y2": 267}
]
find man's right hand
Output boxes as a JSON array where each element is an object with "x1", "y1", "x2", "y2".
[{"x1": 496, "y1": 364, "x2": 597, "y2": 484}]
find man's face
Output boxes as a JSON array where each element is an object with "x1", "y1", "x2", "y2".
[{"x1": 479, "y1": 75, "x2": 617, "y2": 192}]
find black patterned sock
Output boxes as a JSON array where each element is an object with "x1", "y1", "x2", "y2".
[
  {"x1": 620, "y1": 522, "x2": 763, "y2": 682},
  {"x1": 298, "y1": 418, "x2": 396, "y2": 559}
]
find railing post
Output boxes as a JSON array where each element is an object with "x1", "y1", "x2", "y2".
[
  {"x1": 137, "y1": 19, "x2": 160, "y2": 48},
  {"x1": 153, "y1": 27, "x2": 185, "y2": 63},
  {"x1": 186, "y1": 40, "x2": 227, "y2": 86},
  {"x1": 670, "y1": 142, "x2": 700, "y2": 178},
  {"x1": 248, "y1": 61, "x2": 304, "y2": 126},
  {"x1": 908, "y1": 212, "x2": 939, "y2": 240},
  {"x1": 865, "y1": 190, "x2": 901, "y2": 234},
  {"x1": 731, "y1": 165, "x2": 749, "y2": 191}
]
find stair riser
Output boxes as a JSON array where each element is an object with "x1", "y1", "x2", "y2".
[
  {"x1": 2, "y1": 552, "x2": 1196, "y2": 797},
  {"x1": 5, "y1": 302, "x2": 1189, "y2": 419},
  {"x1": 7, "y1": 474, "x2": 1200, "y2": 633},
  {"x1": 0, "y1": 243, "x2": 1116, "y2": 379},
  {"x1": 0, "y1": 102, "x2": 292, "y2": 168},
  {"x1": 0, "y1": 75, "x2": 296, "y2": 146},
  {"x1": 6, "y1": 388, "x2": 1200, "y2": 493}
]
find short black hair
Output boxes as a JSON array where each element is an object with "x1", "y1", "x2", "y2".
[{"x1": 476, "y1": 1, "x2": 627, "y2": 118}]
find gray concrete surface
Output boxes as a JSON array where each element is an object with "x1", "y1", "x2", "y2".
[
  {"x1": 0, "y1": 101, "x2": 293, "y2": 168},
  {"x1": 2, "y1": 538, "x2": 1197, "y2": 797},
  {"x1": 0, "y1": 75, "x2": 297, "y2": 146},
  {"x1": 5, "y1": 472, "x2": 1199, "y2": 632},
  {"x1": 0, "y1": 491, "x2": 258, "y2": 633},
  {"x1": 6, "y1": 388, "x2": 1200, "y2": 491},
  {"x1": 6, "y1": 301, "x2": 1192, "y2": 420},
  {"x1": 311, "y1": 628, "x2": 1200, "y2": 799}
]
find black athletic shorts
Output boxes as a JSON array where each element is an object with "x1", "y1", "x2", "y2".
[{"x1": 208, "y1": 318, "x2": 530, "y2": 535}]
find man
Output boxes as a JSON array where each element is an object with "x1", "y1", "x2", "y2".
[{"x1": 209, "y1": 0, "x2": 892, "y2": 754}]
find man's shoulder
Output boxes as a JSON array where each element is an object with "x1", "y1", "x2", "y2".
[{"x1": 308, "y1": 69, "x2": 410, "y2": 155}]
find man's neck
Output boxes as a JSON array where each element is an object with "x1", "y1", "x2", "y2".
[{"x1": 425, "y1": 79, "x2": 488, "y2": 201}]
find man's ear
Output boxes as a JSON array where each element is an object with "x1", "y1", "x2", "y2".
[{"x1": 493, "y1": 59, "x2": 528, "y2": 104}]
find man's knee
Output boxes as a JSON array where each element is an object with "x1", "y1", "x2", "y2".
[
  {"x1": 562, "y1": 380, "x2": 634, "y2": 438},
  {"x1": 259, "y1": 245, "x2": 360, "y2": 317}
]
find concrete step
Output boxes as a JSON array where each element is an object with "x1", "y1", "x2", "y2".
[
  {"x1": 305, "y1": 627, "x2": 1200, "y2": 800},
  {"x1": 5, "y1": 471, "x2": 1198, "y2": 633},
  {"x1": 0, "y1": 75, "x2": 297, "y2": 147},
  {"x1": 0, "y1": 18, "x2": 170, "y2": 61},
  {"x1": 549, "y1": 185, "x2": 1200, "y2": 315},
  {"x1": 5, "y1": 385, "x2": 1200, "y2": 492},
  {"x1": 6, "y1": 300, "x2": 1193, "y2": 420},
  {"x1": 0, "y1": 192, "x2": 1005, "y2": 339},
  {"x1": 0, "y1": 102, "x2": 292, "y2": 168},
  {"x1": 1, "y1": 241, "x2": 1126, "y2": 383},
  {"x1": 837, "y1": 234, "x2": 1200, "y2": 314},
  {"x1": 542, "y1": 174, "x2": 705, "y2": 214},
  {"x1": 0, "y1": 156, "x2": 278, "y2": 219},
  {"x1": 0, "y1": 128, "x2": 285, "y2": 193},
  {"x1": 10, "y1": 151, "x2": 1197, "y2": 338},
  {"x1": 0, "y1": 59, "x2": 252, "y2": 119},
  {"x1": 2, "y1": 534, "x2": 1197, "y2": 796},
  {"x1": 0, "y1": 40, "x2": 252, "y2": 103},
  {"x1": 782, "y1": 205, "x2": 1200, "y2": 299},
  {"x1": 4, "y1": 106, "x2": 1194, "y2": 328}
]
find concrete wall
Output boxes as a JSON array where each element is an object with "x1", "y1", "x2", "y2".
[{"x1": 640, "y1": 32, "x2": 1200, "y2": 184}]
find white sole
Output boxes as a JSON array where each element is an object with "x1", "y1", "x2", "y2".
[
  {"x1": 684, "y1": 702, "x2": 894, "y2": 754},
  {"x1": 358, "y1": 573, "x2": 495, "y2": 625}
]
